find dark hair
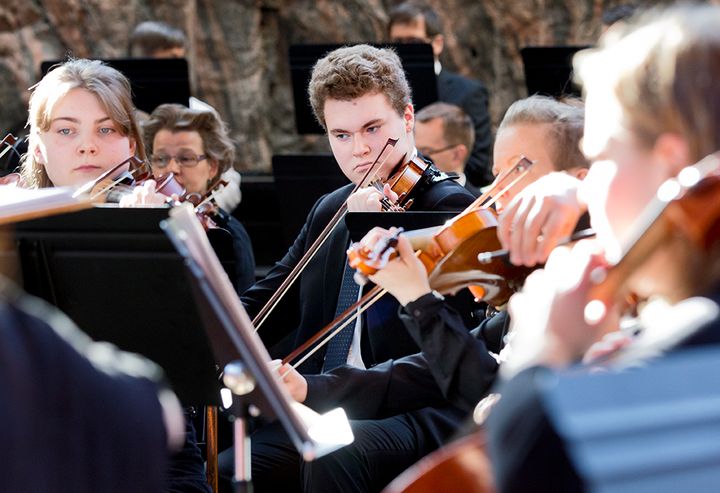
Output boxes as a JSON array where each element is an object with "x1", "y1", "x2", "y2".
[
  {"x1": 416, "y1": 102, "x2": 474, "y2": 155},
  {"x1": 388, "y1": 1, "x2": 443, "y2": 37},
  {"x1": 128, "y1": 21, "x2": 186, "y2": 57},
  {"x1": 602, "y1": 3, "x2": 638, "y2": 27}
]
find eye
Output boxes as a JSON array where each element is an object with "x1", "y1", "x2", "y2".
[
  {"x1": 178, "y1": 155, "x2": 196, "y2": 166},
  {"x1": 367, "y1": 125, "x2": 380, "y2": 134},
  {"x1": 334, "y1": 133, "x2": 350, "y2": 141},
  {"x1": 99, "y1": 127, "x2": 116, "y2": 135},
  {"x1": 57, "y1": 128, "x2": 72, "y2": 136}
]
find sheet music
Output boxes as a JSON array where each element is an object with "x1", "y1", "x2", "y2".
[{"x1": 0, "y1": 185, "x2": 90, "y2": 224}]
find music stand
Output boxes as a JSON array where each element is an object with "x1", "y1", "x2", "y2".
[
  {"x1": 289, "y1": 43, "x2": 438, "y2": 134},
  {"x1": 40, "y1": 58, "x2": 191, "y2": 114},
  {"x1": 162, "y1": 205, "x2": 354, "y2": 492},
  {"x1": 541, "y1": 346, "x2": 720, "y2": 493},
  {"x1": 520, "y1": 46, "x2": 591, "y2": 98},
  {"x1": 272, "y1": 154, "x2": 349, "y2": 244},
  {"x1": 9, "y1": 206, "x2": 232, "y2": 405}
]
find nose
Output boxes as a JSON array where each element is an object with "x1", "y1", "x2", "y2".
[
  {"x1": 77, "y1": 134, "x2": 99, "y2": 156},
  {"x1": 167, "y1": 157, "x2": 182, "y2": 174},
  {"x1": 352, "y1": 134, "x2": 370, "y2": 158}
]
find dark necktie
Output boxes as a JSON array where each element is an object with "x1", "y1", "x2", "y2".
[{"x1": 322, "y1": 261, "x2": 360, "y2": 372}]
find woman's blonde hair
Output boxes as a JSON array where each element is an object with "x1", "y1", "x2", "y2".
[
  {"x1": 21, "y1": 59, "x2": 145, "y2": 188},
  {"x1": 143, "y1": 104, "x2": 235, "y2": 177},
  {"x1": 575, "y1": 5, "x2": 720, "y2": 162}
]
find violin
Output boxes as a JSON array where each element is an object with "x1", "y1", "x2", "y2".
[
  {"x1": 348, "y1": 157, "x2": 536, "y2": 307},
  {"x1": 585, "y1": 152, "x2": 720, "y2": 324},
  {"x1": 251, "y1": 138, "x2": 443, "y2": 332},
  {"x1": 73, "y1": 156, "x2": 185, "y2": 203},
  {"x1": 280, "y1": 157, "x2": 536, "y2": 369}
]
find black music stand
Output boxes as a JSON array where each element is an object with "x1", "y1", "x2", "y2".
[
  {"x1": 541, "y1": 346, "x2": 720, "y2": 493},
  {"x1": 289, "y1": 43, "x2": 438, "y2": 134},
  {"x1": 40, "y1": 58, "x2": 191, "y2": 114},
  {"x1": 272, "y1": 154, "x2": 349, "y2": 245},
  {"x1": 162, "y1": 205, "x2": 354, "y2": 492},
  {"x1": 520, "y1": 46, "x2": 591, "y2": 98},
  {"x1": 8, "y1": 206, "x2": 233, "y2": 406}
]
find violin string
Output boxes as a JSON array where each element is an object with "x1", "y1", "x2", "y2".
[
  {"x1": 282, "y1": 286, "x2": 388, "y2": 372},
  {"x1": 461, "y1": 156, "x2": 533, "y2": 215},
  {"x1": 252, "y1": 138, "x2": 400, "y2": 331}
]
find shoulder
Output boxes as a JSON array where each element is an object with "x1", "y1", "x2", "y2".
[
  {"x1": 438, "y1": 69, "x2": 487, "y2": 94},
  {"x1": 415, "y1": 177, "x2": 476, "y2": 211}
]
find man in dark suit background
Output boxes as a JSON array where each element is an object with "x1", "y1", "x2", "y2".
[
  {"x1": 217, "y1": 44, "x2": 477, "y2": 493},
  {"x1": 415, "y1": 102, "x2": 482, "y2": 196},
  {"x1": 389, "y1": 0, "x2": 494, "y2": 187}
]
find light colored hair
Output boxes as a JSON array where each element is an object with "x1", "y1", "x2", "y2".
[
  {"x1": 308, "y1": 44, "x2": 411, "y2": 129},
  {"x1": 575, "y1": 5, "x2": 720, "y2": 162},
  {"x1": 498, "y1": 95, "x2": 588, "y2": 171},
  {"x1": 143, "y1": 103, "x2": 235, "y2": 175},
  {"x1": 21, "y1": 59, "x2": 144, "y2": 188},
  {"x1": 416, "y1": 102, "x2": 474, "y2": 157}
]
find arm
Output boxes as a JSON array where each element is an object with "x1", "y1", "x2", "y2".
[{"x1": 277, "y1": 354, "x2": 450, "y2": 419}]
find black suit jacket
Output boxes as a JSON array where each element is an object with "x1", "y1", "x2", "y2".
[
  {"x1": 0, "y1": 279, "x2": 168, "y2": 493},
  {"x1": 437, "y1": 69, "x2": 493, "y2": 187},
  {"x1": 242, "y1": 175, "x2": 476, "y2": 373}
]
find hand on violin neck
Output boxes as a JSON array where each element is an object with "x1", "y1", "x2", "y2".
[
  {"x1": 368, "y1": 233, "x2": 431, "y2": 306},
  {"x1": 118, "y1": 179, "x2": 170, "y2": 208},
  {"x1": 497, "y1": 172, "x2": 586, "y2": 267},
  {"x1": 347, "y1": 183, "x2": 399, "y2": 212},
  {"x1": 502, "y1": 240, "x2": 619, "y2": 376}
]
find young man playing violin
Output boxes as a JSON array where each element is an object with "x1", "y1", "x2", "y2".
[
  {"x1": 219, "y1": 44, "x2": 476, "y2": 493},
  {"x1": 272, "y1": 95, "x2": 590, "y2": 422}
]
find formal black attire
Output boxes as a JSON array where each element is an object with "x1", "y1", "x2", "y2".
[
  {"x1": 213, "y1": 207, "x2": 256, "y2": 292},
  {"x1": 437, "y1": 69, "x2": 493, "y2": 187},
  {"x1": 0, "y1": 278, "x2": 170, "y2": 492},
  {"x1": 303, "y1": 301, "x2": 506, "y2": 416},
  {"x1": 486, "y1": 289, "x2": 720, "y2": 493},
  {"x1": 218, "y1": 160, "x2": 477, "y2": 493}
]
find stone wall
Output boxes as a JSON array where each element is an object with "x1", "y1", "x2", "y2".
[{"x1": 0, "y1": 0, "x2": 665, "y2": 172}]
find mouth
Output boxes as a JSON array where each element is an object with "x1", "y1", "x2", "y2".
[
  {"x1": 354, "y1": 162, "x2": 373, "y2": 174},
  {"x1": 73, "y1": 164, "x2": 102, "y2": 173}
]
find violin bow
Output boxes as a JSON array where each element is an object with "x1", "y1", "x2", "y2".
[{"x1": 252, "y1": 138, "x2": 400, "y2": 332}]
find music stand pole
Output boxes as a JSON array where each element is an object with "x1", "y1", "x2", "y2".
[{"x1": 223, "y1": 361, "x2": 256, "y2": 493}]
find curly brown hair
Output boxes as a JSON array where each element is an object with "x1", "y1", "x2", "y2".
[{"x1": 308, "y1": 44, "x2": 411, "y2": 130}]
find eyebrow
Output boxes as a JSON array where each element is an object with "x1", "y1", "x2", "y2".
[
  {"x1": 50, "y1": 116, "x2": 113, "y2": 125},
  {"x1": 329, "y1": 118, "x2": 384, "y2": 135}
]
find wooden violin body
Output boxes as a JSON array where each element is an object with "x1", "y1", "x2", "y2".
[{"x1": 382, "y1": 430, "x2": 495, "y2": 493}]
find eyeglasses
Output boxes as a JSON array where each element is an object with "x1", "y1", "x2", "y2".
[
  {"x1": 150, "y1": 153, "x2": 207, "y2": 168},
  {"x1": 418, "y1": 144, "x2": 458, "y2": 157}
]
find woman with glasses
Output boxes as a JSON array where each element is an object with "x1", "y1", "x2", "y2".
[{"x1": 143, "y1": 103, "x2": 256, "y2": 294}]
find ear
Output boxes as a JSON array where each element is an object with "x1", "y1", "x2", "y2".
[
  {"x1": 452, "y1": 144, "x2": 468, "y2": 166},
  {"x1": 403, "y1": 104, "x2": 415, "y2": 134},
  {"x1": 430, "y1": 34, "x2": 444, "y2": 58},
  {"x1": 33, "y1": 144, "x2": 47, "y2": 166},
  {"x1": 208, "y1": 159, "x2": 219, "y2": 180},
  {"x1": 653, "y1": 132, "x2": 690, "y2": 178},
  {"x1": 569, "y1": 167, "x2": 589, "y2": 180},
  {"x1": 128, "y1": 138, "x2": 137, "y2": 157}
]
